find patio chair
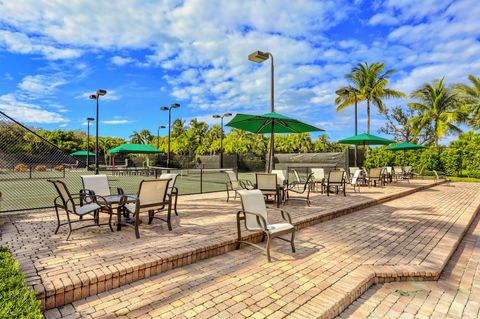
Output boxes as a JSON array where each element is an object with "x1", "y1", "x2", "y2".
[
  {"x1": 286, "y1": 173, "x2": 314, "y2": 205},
  {"x1": 413, "y1": 166, "x2": 425, "y2": 179},
  {"x1": 433, "y1": 170, "x2": 451, "y2": 185},
  {"x1": 225, "y1": 170, "x2": 254, "y2": 202},
  {"x1": 160, "y1": 173, "x2": 179, "y2": 215},
  {"x1": 393, "y1": 166, "x2": 403, "y2": 181},
  {"x1": 48, "y1": 179, "x2": 113, "y2": 240},
  {"x1": 326, "y1": 170, "x2": 347, "y2": 196},
  {"x1": 236, "y1": 189, "x2": 295, "y2": 262},
  {"x1": 256, "y1": 173, "x2": 282, "y2": 207},
  {"x1": 367, "y1": 168, "x2": 385, "y2": 187},
  {"x1": 122, "y1": 178, "x2": 172, "y2": 238},
  {"x1": 81, "y1": 174, "x2": 124, "y2": 197},
  {"x1": 311, "y1": 168, "x2": 325, "y2": 193},
  {"x1": 351, "y1": 169, "x2": 363, "y2": 192},
  {"x1": 272, "y1": 169, "x2": 288, "y2": 186}
]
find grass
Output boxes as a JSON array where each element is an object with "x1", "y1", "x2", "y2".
[
  {"x1": 0, "y1": 169, "x2": 256, "y2": 212},
  {"x1": 448, "y1": 176, "x2": 480, "y2": 183}
]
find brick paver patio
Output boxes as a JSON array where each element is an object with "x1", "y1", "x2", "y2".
[
  {"x1": 0, "y1": 179, "x2": 441, "y2": 310},
  {"x1": 338, "y1": 197, "x2": 480, "y2": 319},
  {"x1": 34, "y1": 181, "x2": 480, "y2": 318}
]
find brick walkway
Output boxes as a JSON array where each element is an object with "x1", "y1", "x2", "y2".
[
  {"x1": 39, "y1": 182, "x2": 480, "y2": 319},
  {"x1": 0, "y1": 179, "x2": 439, "y2": 310},
  {"x1": 338, "y1": 194, "x2": 480, "y2": 319}
]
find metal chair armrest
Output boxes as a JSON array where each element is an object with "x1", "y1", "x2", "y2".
[
  {"x1": 279, "y1": 210, "x2": 292, "y2": 224},
  {"x1": 241, "y1": 210, "x2": 268, "y2": 231}
]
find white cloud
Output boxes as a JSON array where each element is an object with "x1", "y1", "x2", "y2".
[
  {"x1": 111, "y1": 56, "x2": 136, "y2": 66},
  {"x1": 0, "y1": 94, "x2": 67, "y2": 123},
  {"x1": 18, "y1": 74, "x2": 67, "y2": 97},
  {"x1": 102, "y1": 119, "x2": 132, "y2": 124},
  {"x1": 77, "y1": 90, "x2": 120, "y2": 101}
]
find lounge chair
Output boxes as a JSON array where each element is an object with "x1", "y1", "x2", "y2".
[
  {"x1": 286, "y1": 173, "x2": 314, "y2": 205},
  {"x1": 48, "y1": 179, "x2": 113, "y2": 240},
  {"x1": 225, "y1": 170, "x2": 254, "y2": 202},
  {"x1": 368, "y1": 168, "x2": 385, "y2": 187},
  {"x1": 351, "y1": 169, "x2": 363, "y2": 192},
  {"x1": 256, "y1": 173, "x2": 282, "y2": 208},
  {"x1": 160, "y1": 173, "x2": 179, "y2": 215},
  {"x1": 311, "y1": 168, "x2": 325, "y2": 193},
  {"x1": 326, "y1": 170, "x2": 347, "y2": 196},
  {"x1": 236, "y1": 189, "x2": 295, "y2": 262},
  {"x1": 122, "y1": 179, "x2": 172, "y2": 238}
]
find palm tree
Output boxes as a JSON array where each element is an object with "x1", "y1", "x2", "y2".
[
  {"x1": 337, "y1": 62, "x2": 406, "y2": 133},
  {"x1": 455, "y1": 74, "x2": 480, "y2": 130},
  {"x1": 409, "y1": 78, "x2": 463, "y2": 148},
  {"x1": 129, "y1": 129, "x2": 152, "y2": 144}
]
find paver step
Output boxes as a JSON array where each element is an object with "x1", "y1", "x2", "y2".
[{"x1": 43, "y1": 182, "x2": 480, "y2": 318}]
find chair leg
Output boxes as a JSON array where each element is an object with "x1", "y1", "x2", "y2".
[
  {"x1": 173, "y1": 192, "x2": 178, "y2": 216},
  {"x1": 226, "y1": 187, "x2": 230, "y2": 202},
  {"x1": 290, "y1": 231, "x2": 296, "y2": 253},
  {"x1": 236, "y1": 213, "x2": 242, "y2": 250},
  {"x1": 108, "y1": 209, "x2": 114, "y2": 232},
  {"x1": 266, "y1": 234, "x2": 272, "y2": 262},
  {"x1": 54, "y1": 206, "x2": 61, "y2": 234},
  {"x1": 167, "y1": 202, "x2": 172, "y2": 231},
  {"x1": 134, "y1": 209, "x2": 140, "y2": 239},
  {"x1": 148, "y1": 210, "x2": 154, "y2": 224}
]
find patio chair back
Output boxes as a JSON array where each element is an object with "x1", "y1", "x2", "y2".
[
  {"x1": 351, "y1": 169, "x2": 363, "y2": 185},
  {"x1": 393, "y1": 166, "x2": 403, "y2": 174},
  {"x1": 349, "y1": 167, "x2": 360, "y2": 174},
  {"x1": 225, "y1": 170, "x2": 241, "y2": 190},
  {"x1": 369, "y1": 168, "x2": 383, "y2": 179},
  {"x1": 50, "y1": 179, "x2": 75, "y2": 212},
  {"x1": 136, "y1": 179, "x2": 171, "y2": 212},
  {"x1": 311, "y1": 168, "x2": 325, "y2": 180},
  {"x1": 328, "y1": 170, "x2": 345, "y2": 184},
  {"x1": 256, "y1": 173, "x2": 278, "y2": 191},
  {"x1": 271, "y1": 169, "x2": 288, "y2": 185},
  {"x1": 386, "y1": 166, "x2": 393, "y2": 174},
  {"x1": 81, "y1": 174, "x2": 111, "y2": 196},
  {"x1": 160, "y1": 173, "x2": 179, "y2": 196},
  {"x1": 238, "y1": 189, "x2": 269, "y2": 230},
  {"x1": 292, "y1": 169, "x2": 302, "y2": 182}
]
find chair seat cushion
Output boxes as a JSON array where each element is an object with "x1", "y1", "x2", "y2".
[
  {"x1": 267, "y1": 223, "x2": 294, "y2": 234},
  {"x1": 76, "y1": 203, "x2": 101, "y2": 215},
  {"x1": 124, "y1": 203, "x2": 136, "y2": 213}
]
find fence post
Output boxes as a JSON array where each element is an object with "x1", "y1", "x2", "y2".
[{"x1": 200, "y1": 168, "x2": 203, "y2": 193}]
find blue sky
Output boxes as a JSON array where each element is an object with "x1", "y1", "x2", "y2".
[{"x1": 0, "y1": 0, "x2": 479, "y2": 143}]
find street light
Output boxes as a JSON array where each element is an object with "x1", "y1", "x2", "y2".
[
  {"x1": 160, "y1": 103, "x2": 180, "y2": 168},
  {"x1": 212, "y1": 113, "x2": 232, "y2": 168},
  {"x1": 89, "y1": 89, "x2": 107, "y2": 174},
  {"x1": 157, "y1": 125, "x2": 166, "y2": 150},
  {"x1": 248, "y1": 50, "x2": 275, "y2": 172},
  {"x1": 85, "y1": 117, "x2": 94, "y2": 170}
]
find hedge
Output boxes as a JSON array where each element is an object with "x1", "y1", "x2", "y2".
[{"x1": 0, "y1": 247, "x2": 42, "y2": 319}]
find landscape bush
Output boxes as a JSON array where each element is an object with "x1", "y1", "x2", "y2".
[
  {"x1": 33, "y1": 165, "x2": 47, "y2": 172},
  {"x1": 53, "y1": 165, "x2": 64, "y2": 172},
  {"x1": 13, "y1": 164, "x2": 28, "y2": 172},
  {"x1": 0, "y1": 247, "x2": 42, "y2": 318}
]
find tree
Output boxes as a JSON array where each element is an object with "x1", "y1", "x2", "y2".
[
  {"x1": 455, "y1": 74, "x2": 480, "y2": 130},
  {"x1": 409, "y1": 78, "x2": 463, "y2": 148},
  {"x1": 337, "y1": 62, "x2": 406, "y2": 133},
  {"x1": 172, "y1": 119, "x2": 186, "y2": 138},
  {"x1": 129, "y1": 129, "x2": 152, "y2": 144},
  {"x1": 378, "y1": 106, "x2": 434, "y2": 145}
]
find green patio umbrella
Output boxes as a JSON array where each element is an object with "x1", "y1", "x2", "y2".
[
  {"x1": 386, "y1": 142, "x2": 425, "y2": 165},
  {"x1": 226, "y1": 112, "x2": 324, "y2": 172},
  {"x1": 338, "y1": 133, "x2": 395, "y2": 166},
  {"x1": 70, "y1": 150, "x2": 95, "y2": 156}
]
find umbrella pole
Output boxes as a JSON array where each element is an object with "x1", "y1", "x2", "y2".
[{"x1": 269, "y1": 124, "x2": 274, "y2": 173}]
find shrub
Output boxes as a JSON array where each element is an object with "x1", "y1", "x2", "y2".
[
  {"x1": 440, "y1": 148, "x2": 461, "y2": 176},
  {"x1": 13, "y1": 164, "x2": 28, "y2": 172},
  {"x1": 53, "y1": 165, "x2": 64, "y2": 172},
  {"x1": 33, "y1": 165, "x2": 47, "y2": 172},
  {"x1": 0, "y1": 247, "x2": 42, "y2": 318}
]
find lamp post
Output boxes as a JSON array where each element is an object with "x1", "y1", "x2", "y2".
[
  {"x1": 160, "y1": 103, "x2": 180, "y2": 168},
  {"x1": 89, "y1": 89, "x2": 107, "y2": 174},
  {"x1": 212, "y1": 113, "x2": 232, "y2": 168},
  {"x1": 157, "y1": 125, "x2": 166, "y2": 150},
  {"x1": 85, "y1": 117, "x2": 94, "y2": 170},
  {"x1": 248, "y1": 50, "x2": 275, "y2": 172},
  {"x1": 338, "y1": 87, "x2": 358, "y2": 166}
]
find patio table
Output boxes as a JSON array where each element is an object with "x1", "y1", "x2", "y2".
[{"x1": 103, "y1": 194, "x2": 137, "y2": 231}]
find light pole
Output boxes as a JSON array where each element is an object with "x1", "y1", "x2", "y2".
[
  {"x1": 89, "y1": 89, "x2": 107, "y2": 174},
  {"x1": 248, "y1": 50, "x2": 275, "y2": 172},
  {"x1": 212, "y1": 113, "x2": 232, "y2": 168},
  {"x1": 85, "y1": 117, "x2": 94, "y2": 170},
  {"x1": 157, "y1": 125, "x2": 166, "y2": 150},
  {"x1": 338, "y1": 87, "x2": 358, "y2": 166},
  {"x1": 160, "y1": 103, "x2": 180, "y2": 168}
]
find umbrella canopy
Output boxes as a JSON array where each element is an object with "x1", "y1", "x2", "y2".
[
  {"x1": 385, "y1": 142, "x2": 425, "y2": 151},
  {"x1": 70, "y1": 150, "x2": 95, "y2": 156},
  {"x1": 338, "y1": 133, "x2": 395, "y2": 146},
  {"x1": 107, "y1": 143, "x2": 161, "y2": 155},
  {"x1": 226, "y1": 112, "x2": 324, "y2": 134},
  {"x1": 226, "y1": 112, "x2": 323, "y2": 172}
]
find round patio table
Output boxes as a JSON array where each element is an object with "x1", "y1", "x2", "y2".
[{"x1": 103, "y1": 194, "x2": 137, "y2": 231}]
